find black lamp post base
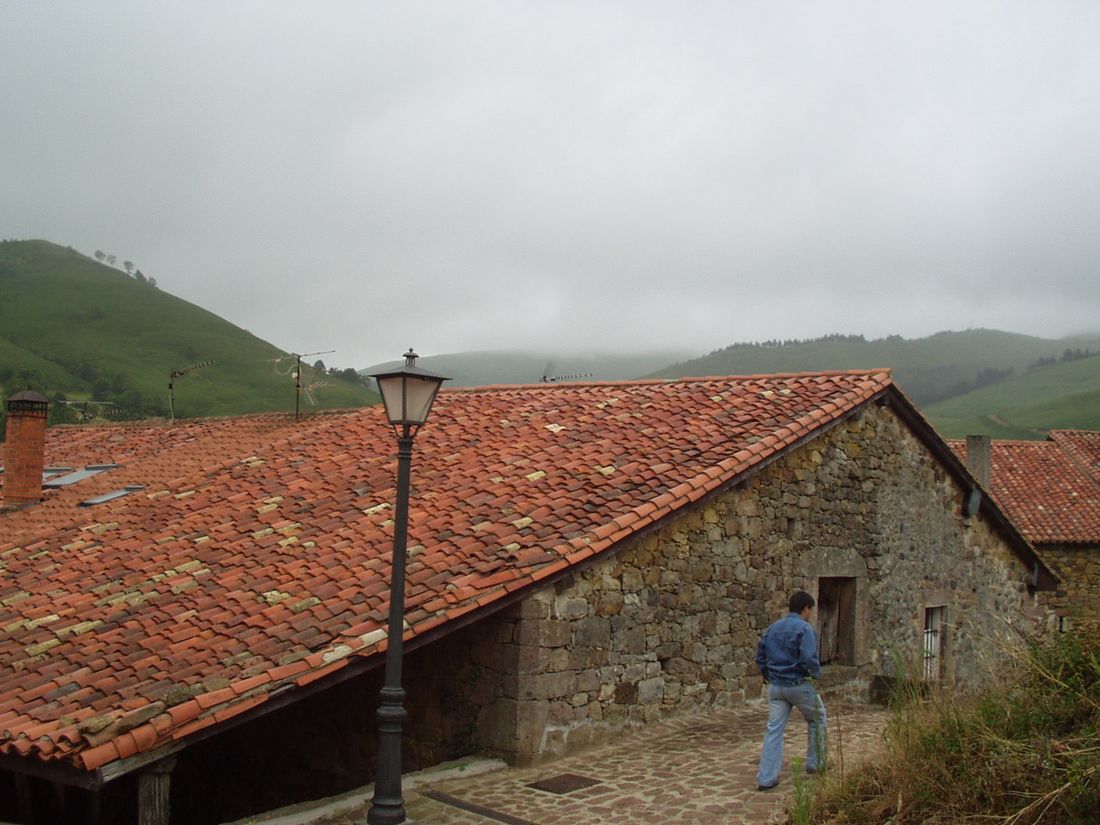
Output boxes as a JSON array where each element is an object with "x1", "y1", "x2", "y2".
[{"x1": 365, "y1": 798, "x2": 407, "y2": 825}]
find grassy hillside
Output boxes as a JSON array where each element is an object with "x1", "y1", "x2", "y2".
[
  {"x1": 925, "y1": 353, "x2": 1100, "y2": 438},
  {"x1": 362, "y1": 349, "x2": 693, "y2": 388},
  {"x1": 647, "y1": 329, "x2": 1100, "y2": 408},
  {"x1": 0, "y1": 239, "x2": 376, "y2": 421}
]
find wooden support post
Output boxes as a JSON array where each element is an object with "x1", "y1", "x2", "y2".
[{"x1": 137, "y1": 757, "x2": 177, "y2": 825}]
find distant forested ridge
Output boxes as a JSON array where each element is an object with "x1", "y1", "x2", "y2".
[{"x1": 649, "y1": 328, "x2": 1100, "y2": 410}]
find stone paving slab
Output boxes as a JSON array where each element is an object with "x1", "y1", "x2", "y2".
[{"x1": 305, "y1": 702, "x2": 889, "y2": 825}]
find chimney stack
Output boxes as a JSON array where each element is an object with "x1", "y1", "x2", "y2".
[
  {"x1": 3, "y1": 391, "x2": 49, "y2": 509},
  {"x1": 965, "y1": 434, "x2": 992, "y2": 489}
]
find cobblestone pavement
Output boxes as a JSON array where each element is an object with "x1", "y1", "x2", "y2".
[{"x1": 317, "y1": 702, "x2": 890, "y2": 825}]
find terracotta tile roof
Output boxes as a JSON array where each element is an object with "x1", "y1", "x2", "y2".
[
  {"x1": 1050, "y1": 430, "x2": 1100, "y2": 483},
  {"x1": 1, "y1": 412, "x2": 346, "y2": 549},
  {"x1": 949, "y1": 432, "x2": 1100, "y2": 545},
  {"x1": 1, "y1": 372, "x2": 893, "y2": 773}
]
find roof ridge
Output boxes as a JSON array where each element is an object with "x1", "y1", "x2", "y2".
[
  {"x1": 45, "y1": 407, "x2": 358, "y2": 434},
  {"x1": 447, "y1": 369, "x2": 893, "y2": 394}
]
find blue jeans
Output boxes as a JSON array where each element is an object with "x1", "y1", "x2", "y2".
[{"x1": 757, "y1": 682, "x2": 827, "y2": 787}]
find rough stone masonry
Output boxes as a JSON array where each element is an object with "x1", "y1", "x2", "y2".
[{"x1": 439, "y1": 402, "x2": 1049, "y2": 766}]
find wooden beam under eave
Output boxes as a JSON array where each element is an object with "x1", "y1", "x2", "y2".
[{"x1": 137, "y1": 757, "x2": 176, "y2": 825}]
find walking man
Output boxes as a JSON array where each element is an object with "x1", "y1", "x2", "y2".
[{"x1": 755, "y1": 590, "x2": 827, "y2": 790}]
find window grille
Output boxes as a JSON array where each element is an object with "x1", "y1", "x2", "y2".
[{"x1": 923, "y1": 606, "x2": 946, "y2": 682}]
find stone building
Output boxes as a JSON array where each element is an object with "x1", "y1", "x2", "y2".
[
  {"x1": 0, "y1": 371, "x2": 1054, "y2": 824},
  {"x1": 952, "y1": 430, "x2": 1100, "y2": 630}
]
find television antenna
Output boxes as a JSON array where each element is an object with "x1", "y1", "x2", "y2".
[
  {"x1": 539, "y1": 361, "x2": 592, "y2": 383},
  {"x1": 281, "y1": 350, "x2": 334, "y2": 420},
  {"x1": 57, "y1": 399, "x2": 117, "y2": 423},
  {"x1": 168, "y1": 360, "x2": 215, "y2": 422},
  {"x1": 302, "y1": 377, "x2": 332, "y2": 407}
]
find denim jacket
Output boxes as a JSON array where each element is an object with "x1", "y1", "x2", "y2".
[{"x1": 755, "y1": 612, "x2": 822, "y2": 686}]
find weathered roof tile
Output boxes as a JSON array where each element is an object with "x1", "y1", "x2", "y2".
[
  {"x1": 1, "y1": 372, "x2": 892, "y2": 772},
  {"x1": 950, "y1": 432, "x2": 1100, "y2": 545}
]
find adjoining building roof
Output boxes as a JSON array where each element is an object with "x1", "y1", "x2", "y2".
[
  {"x1": 1051, "y1": 430, "x2": 1100, "y2": 483},
  {"x1": 0, "y1": 371, "x2": 1045, "y2": 783},
  {"x1": 950, "y1": 431, "x2": 1100, "y2": 545}
]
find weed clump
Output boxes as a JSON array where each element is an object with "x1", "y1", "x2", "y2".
[{"x1": 805, "y1": 632, "x2": 1100, "y2": 824}]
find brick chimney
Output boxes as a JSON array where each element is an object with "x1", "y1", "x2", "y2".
[
  {"x1": 3, "y1": 391, "x2": 49, "y2": 509},
  {"x1": 965, "y1": 434, "x2": 992, "y2": 489}
]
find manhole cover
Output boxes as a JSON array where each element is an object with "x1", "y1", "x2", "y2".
[{"x1": 527, "y1": 773, "x2": 603, "y2": 794}]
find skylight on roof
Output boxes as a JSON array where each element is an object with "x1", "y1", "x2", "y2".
[
  {"x1": 79, "y1": 484, "x2": 145, "y2": 507},
  {"x1": 43, "y1": 464, "x2": 120, "y2": 488}
]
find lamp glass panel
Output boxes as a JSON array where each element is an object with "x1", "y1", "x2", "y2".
[
  {"x1": 376, "y1": 376, "x2": 407, "y2": 425},
  {"x1": 403, "y1": 375, "x2": 444, "y2": 424},
  {"x1": 376, "y1": 374, "x2": 443, "y2": 425}
]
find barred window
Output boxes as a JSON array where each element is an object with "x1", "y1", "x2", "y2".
[{"x1": 923, "y1": 606, "x2": 946, "y2": 682}]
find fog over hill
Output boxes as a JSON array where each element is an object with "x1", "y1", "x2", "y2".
[
  {"x1": 4, "y1": 4, "x2": 1100, "y2": 366},
  {"x1": 361, "y1": 350, "x2": 691, "y2": 388},
  {"x1": 370, "y1": 330, "x2": 1100, "y2": 440}
]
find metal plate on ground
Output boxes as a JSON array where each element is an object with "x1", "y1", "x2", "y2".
[
  {"x1": 526, "y1": 772, "x2": 603, "y2": 794},
  {"x1": 422, "y1": 789, "x2": 532, "y2": 825}
]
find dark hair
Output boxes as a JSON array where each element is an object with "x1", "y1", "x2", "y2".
[{"x1": 789, "y1": 591, "x2": 815, "y2": 614}]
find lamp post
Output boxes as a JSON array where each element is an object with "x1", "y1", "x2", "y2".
[{"x1": 366, "y1": 349, "x2": 448, "y2": 825}]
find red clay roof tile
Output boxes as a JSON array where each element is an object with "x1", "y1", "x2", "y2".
[
  {"x1": 1, "y1": 371, "x2": 891, "y2": 773},
  {"x1": 1051, "y1": 430, "x2": 1100, "y2": 481},
  {"x1": 950, "y1": 432, "x2": 1100, "y2": 544}
]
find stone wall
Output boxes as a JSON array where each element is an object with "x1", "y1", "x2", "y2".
[
  {"x1": 469, "y1": 403, "x2": 1050, "y2": 765},
  {"x1": 1038, "y1": 543, "x2": 1100, "y2": 631}
]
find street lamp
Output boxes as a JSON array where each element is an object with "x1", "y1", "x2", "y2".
[{"x1": 366, "y1": 349, "x2": 449, "y2": 825}]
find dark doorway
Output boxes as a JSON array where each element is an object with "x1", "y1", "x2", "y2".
[{"x1": 818, "y1": 577, "x2": 856, "y2": 665}]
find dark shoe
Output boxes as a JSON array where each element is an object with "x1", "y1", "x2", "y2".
[
  {"x1": 757, "y1": 783, "x2": 778, "y2": 791},
  {"x1": 805, "y1": 767, "x2": 817, "y2": 775}
]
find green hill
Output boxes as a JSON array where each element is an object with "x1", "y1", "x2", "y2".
[
  {"x1": 647, "y1": 329, "x2": 1100, "y2": 408},
  {"x1": 362, "y1": 349, "x2": 693, "y2": 388},
  {"x1": 925, "y1": 352, "x2": 1100, "y2": 438},
  {"x1": 0, "y1": 239, "x2": 377, "y2": 423}
]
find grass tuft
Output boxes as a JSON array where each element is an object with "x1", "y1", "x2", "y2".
[{"x1": 801, "y1": 631, "x2": 1100, "y2": 824}]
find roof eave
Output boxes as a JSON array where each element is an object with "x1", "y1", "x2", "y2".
[{"x1": 0, "y1": 750, "x2": 104, "y2": 790}]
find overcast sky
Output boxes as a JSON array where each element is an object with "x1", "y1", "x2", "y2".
[{"x1": 3, "y1": 2, "x2": 1098, "y2": 369}]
